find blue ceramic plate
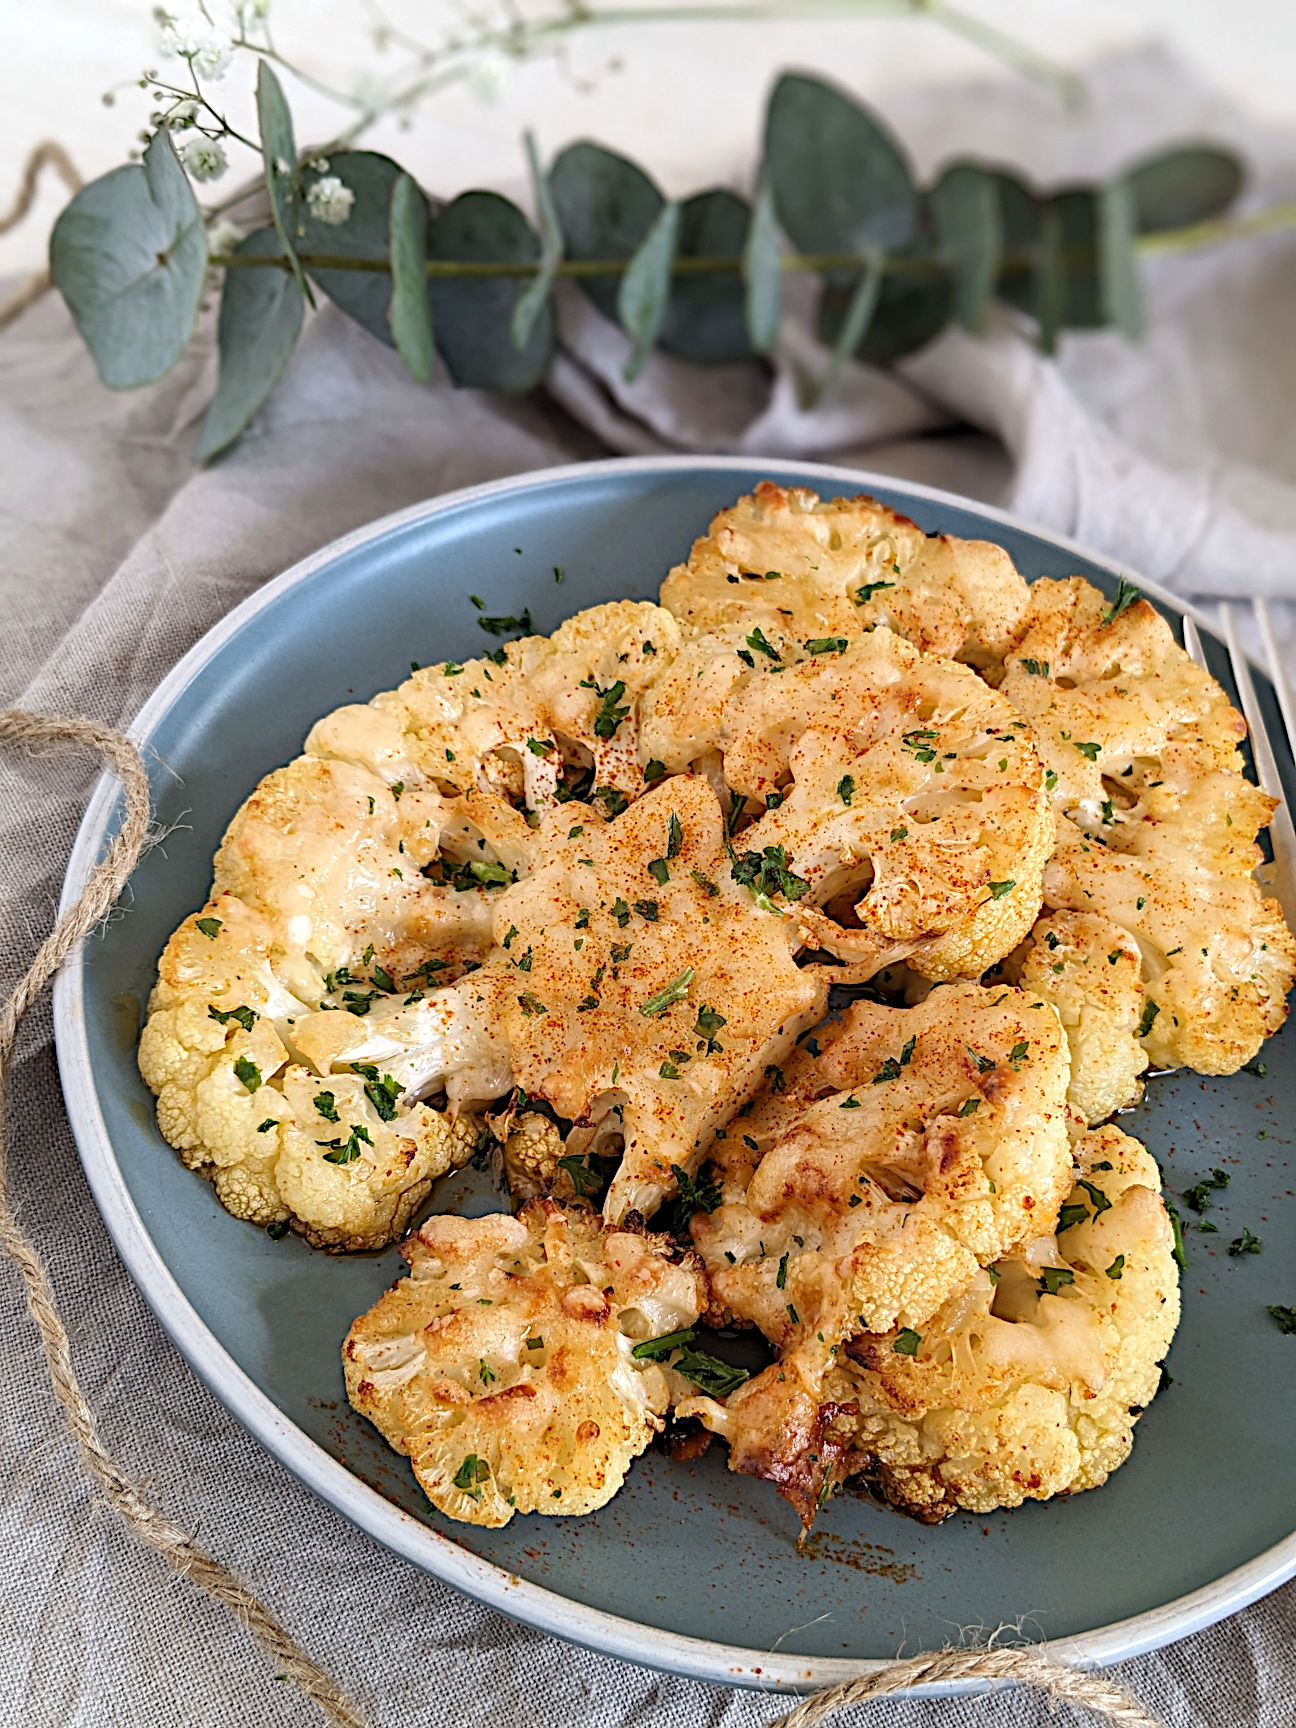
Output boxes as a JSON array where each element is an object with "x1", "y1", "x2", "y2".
[{"x1": 54, "y1": 458, "x2": 1296, "y2": 1695}]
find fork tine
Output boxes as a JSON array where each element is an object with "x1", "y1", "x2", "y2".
[
  {"x1": 1181, "y1": 614, "x2": 1207, "y2": 669},
  {"x1": 1217, "y1": 601, "x2": 1296, "y2": 928},
  {"x1": 1254, "y1": 596, "x2": 1296, "y2": 762}
]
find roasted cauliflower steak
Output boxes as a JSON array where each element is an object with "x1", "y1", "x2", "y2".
[
  {"x1": 826, "y1": 1124, "x2": 1180, "y2": 1521},
  {"x1": 343, "y1": 1200, "x2": 704, "y2": 1525},
  {"x1": 660, "y1": 482, "x2": 1030, "y2": 669}
]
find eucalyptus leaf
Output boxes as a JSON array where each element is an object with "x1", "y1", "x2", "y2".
[
  {"x1": 256, "y1": 60, "x2": 313, "y2": 306},
  {"x1": 764, "y1": 73, "x2": 917, "y2": 261},
  {"x1": 1053, "y1": 190, "x2": 1104, "y2": 329},
  {"x1": 813, "y1": 254, "x2": 883, "y2": 407},
  {"x1": 618, "y1": 199, "x2": 681, "y2": 380},
  {"x1": 49, "y1": 129, "x2": 205, "y2": 389},
  {"x1": 427, "y1": 192, "x2": 553, "y2": 391},
  {"x1": 1100, "y1": 177, "x2": 1144, "y2": 338},
  {"x1": 512, "y1": 131, "x2": 563, "y2": 351},
  {"x1": 930, "y1": 162, "x2": 1000, "y2": 332},
  {"x1": 743, "y1": 179, "x2": 781, "y2": 355},
  {"x1": 196, "y1": 227, "x2": 303, "y2": 460},
  {"x1": 300, "y1": 150, "x2": 406, "y2": 344},
  {"x1": 660, "y1": 189, "x2": 753, "y2": 365},
  {"x1": 817, "y1": 248, "x2": 953, "y2": 365},
  {"x1": 550, "y1": 141, "x2": 662, "y2": 322},
  {"x1": 1128, "y1": 145, "x2": 1244, "y2": 233},
  {"x1": 389, "y1": 173, "x2": 435, "y2": 382},
  {"x1": 511, "y1": 134, "x2": 563, "y2": 354}
]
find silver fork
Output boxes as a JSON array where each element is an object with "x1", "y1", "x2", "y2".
[{"x1": 1182, "y1": 601, "x2": 1296, "y2": 928}]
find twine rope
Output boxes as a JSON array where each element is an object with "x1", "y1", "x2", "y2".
[
  {"x1": 0, "y1": 142, "x2": 81, "y2": 332},
  {"x1": 0, "y1": 708, "x2": 1166, "y2": 1728}
]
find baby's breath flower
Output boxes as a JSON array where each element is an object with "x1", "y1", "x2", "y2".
[
  {"x1": 306, "y1": 174, "x2": 355, "y2": 227},
  {"x1": 467, "y1": 46, "x2": 509, "y2": 105},
  {"x1": 205, "y1": 219, "x2": 242, "y2": 258},
  {"x1": 182, "y1": 137, "x2": 228, "y2": 183},
  {"x1": 166, "y1": 98, "x2": 199, "y2": 130},
  {"x1": 350, "y1": 70, "x2": 392, "y2": 116},
  {"x1": 154, "y1": 11, "x2": 233, "y2": 81}
]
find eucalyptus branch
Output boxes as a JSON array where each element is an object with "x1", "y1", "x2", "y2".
[{"x1": 51, "y1": 60, "x2": 1265, "y2": 463}]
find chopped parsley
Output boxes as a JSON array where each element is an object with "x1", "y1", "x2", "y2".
[
  {"x1": 1072, "y1": 739, "x2": 1102, "y2": 761},
  {"x1": 195, "y1": 917, "x2": 222, "y2": 939},
  {"x1": 892, "y1": 1328, "x2": 922, "y2": 1356},
  {"x1": 1183, "y1": 1168, "x2": 1229, "y2": 1214},
  {"x1": 673, "y1": 1349, "x2": 750, "y2": 1398},
  {"x1": 557, "y1": 1153, "x2": 603, "y2": 1197},
  {"x1": 580, "y1": 677, "x2": 630, "y2": 739},
  {"x1": 517, "y1": 991, "x2": 548, "y2": 1017},
  {"x1": 690, "y1": 868, "x2": 719, "y2": 897},
  {"x1": 633, "y1": 899, "x2": 659, "y2": 922},
  {"x1": 318, "y1": 1124, "x2": 373, "y2": 1165},
  {"x1": 1057, "y1": 1202, "x2": 1089, "y2": 1232},
  {"x1": 1105, "y1": 1255, "x2": 1125, "y2": 1280},
  {"x1": 612, "y1": 897, "x2": 631, "y2": 927},
  {"x1": 233, "y1": 1056, "x2": 261, "y2": 1093},
  {"x1": 526, "y1": 737, "x2": 554, "y2": 757},
  {"x1": 452, "y1": 1454, "x2": 491, "y2": 1498},
  {"x1": 987, "y1": 879, "x2": 1016, "y2": 899},
  {"x1": 1229, "y1": 1228, "x2": 1262, "y2": 1257},
  {"x1": 745, "y1": 625, "x2": 781, "y2": 661},
  {"x1": 693, "y1": 1004, "x2": 726, "y2": 1052},
  {"x1": 837, "y1": 774, "x2": 855, "y2": 806},
  {"x1": 806, "y1": 637, "x2": 848, "y2": 655},
  {"x1": 957, "y1": 1097, "x2": 981, "y2": 1117},
  {"x1": 890, "y1": 825, "x2": 908, "y2": 841},
  {"x1": 1137, "y1": 1000, "x2": 1160, "y2": 1038},
  {"x1": 639, "y1": 968, "x2": 694, "y2": 1017},
  {"x1": 1102, "y1": 577, "x2": 1141, "y2": 625},
  {"x1": 644, "y1": 758, "x2": 668, "y2": 784},
  {"x1": 313, "y1": 1091, "x2": 339, "y2": 1123},
  {"x1": 776, "y1": 1253, "x2": 789, "y2": 1290},
  {"x1": 1019, "y1": 658, "x2": 1050, "y2": 676},
  {"x1": 666, "y1": 812, "x2": 684, "y2": 857},
  {"x1": 632, "y1": 1327, "x2": 696, "y2": 1360},
  {"x1": 477, "y1": 608, "x2": 533, "y2": 637},
  {"x1": 647, "y1": 858, "x2": 671, "y2": 886},
  {"x1": 871, "y1": 1036, "x2": 916, "y2": 1084},
  {"x1": 1267, "y1": 1305, "x2": 1296, "y2": 1335},
  {"x1": 671, "y1": 1162, "x2": 722, "y2": 1221},
  {"x1": 856, "y1": 579, "x2": 895, "y2": 605},
  {"x1": 729, "y1": 842, "x2": 810, "y2": 909},
  {"x1": 257, "y1": 1118, "x2": 277, "y2": 1134},
  {"x1": 1036, "y1": 1266, "x2": 1076, "y2": 1297},
  {"x1": 208, "y1": 1003, "x2": 258, "y2": 1032},
  {"x1": 353, "y1": 1064, "x2": 400, "y2": 1121},
  {"x1": 1077, "y1": 1179, "x2": 1111, "y2": 1216}
]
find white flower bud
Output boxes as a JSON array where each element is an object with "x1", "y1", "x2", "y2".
[
  {"x1": 306, "y1": 174, "x2": 355, "y2": 227},
  {"x1": 206, "y1": 219, "x2": 242, "y2": 258},
  {"x1": 182, "y1": 136, "x2": 229, "y2": 183}
]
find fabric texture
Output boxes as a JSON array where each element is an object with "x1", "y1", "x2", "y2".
[{"x1": 1, "y1": 42, "x2": 1293, "y2": 1728}]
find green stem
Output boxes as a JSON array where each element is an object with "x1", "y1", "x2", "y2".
[{"x1": 214, "y1": 200, "x2": 1296, "y2": 277}]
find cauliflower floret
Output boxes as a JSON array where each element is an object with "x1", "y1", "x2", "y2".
[
  {"x1": 343, "y1": 1200, "x2": 704, "y2": 1525},
  {"x1": 139, "y1": 892, "x2": 493, "y2": 1245},
  {"x1": 138, "y1": 895, "x2": 313, "y2": 1155},
  {"x1": 503, "y1": 1112, "x2": 565, "y2": 1200},
  {"x1": 486, "y1": 775, "x2": 826, "y2": 1225},
  {"x1": 1007, "y1": 910, "x2": 1150, "y2": 1124},
  {"x1": 272, "y1": 1066, "x2": 480, "y2": 1250},
  {"x1": 1045, "y1": 816, "x2": 1296, "y2": 1075},
  {"x1": 379, "y1": 603, "x2": 681, "y2": 813},
  {"x1": 719, "y1": 629, "x2": 1052, "y2": 981},
  {"x1": 213, "y1": 754, "x2": 487, "y2": 985},
  {"x1": 998, "y1": 577, "x2": 1246, "y2": 837},
  {"x1": 526, "y1": 601, "x2": 684, "y2": 798},
  {"x1": 822, "y1": 1124, "x2": 1180, "y2": 1521},
  {"x1": 659, "y1": 482, "x2": 1029, "y2": 670},
  {"x1": 693, "y1": 984, "x2": 1072, "y2": 1351}
]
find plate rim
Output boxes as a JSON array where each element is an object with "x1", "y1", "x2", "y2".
[{"x1": 51, "y1": 452, "x2": 1296, "y2": 1695}]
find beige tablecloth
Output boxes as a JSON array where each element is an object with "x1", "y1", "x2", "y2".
[{"x1": 1, "y1": 44, "x2": 1293, "y2": 1728}]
